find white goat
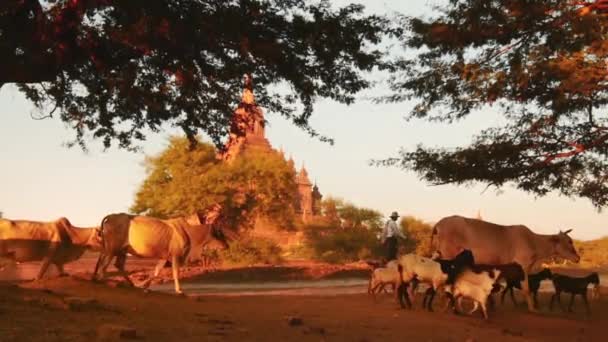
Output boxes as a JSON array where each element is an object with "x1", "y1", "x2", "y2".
[
  {"x1": 368, "y1": 260, "x2": 400, "y2": 298},
  {"x1": 398, "y1": 254, "x2": 448, "y2": 291},
  {"x1": 396, "y1": 254, "x2": 451, "y2": 309},
  {"x1": 445, "y1": 268, "x2": 501, "y2": 319}
]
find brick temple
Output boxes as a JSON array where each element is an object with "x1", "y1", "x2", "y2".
[{"x1": 219, "y1": 75, "x2": 322, "y2": 222}]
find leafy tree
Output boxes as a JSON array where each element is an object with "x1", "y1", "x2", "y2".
[
  {"x1": 303, "y1": 200, "x2": 385, "y2": 263},
  {"x1": 384, "y1": 0, "x2": 608, "y2": 207},
  {"x1": 315, "y1": 197, "x2": 382, "y2": 230},
  {"x1": 131, "y1": 136, "x2": 298, "y2": 229},
  {"x1": 319, "y1": 197, "x2": 342, "y2": 227},
  {"x1": 399, "y1": 216, "x2": 433, "y2": 256},
  {"x1": 337, "y1": 202, "x2": 383, "y2": 230},
  {"x1": 1, "y1": 0, "x2": 389, "y2": 150}
]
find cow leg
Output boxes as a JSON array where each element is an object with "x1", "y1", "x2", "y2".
[
  {"x1": 521, "y1": 271, "x2": 537, "y2": 313},
  {"x1": 36, "y1": 255, "x2": 53, "y2": 280},
  {"x1": 532, "y1": 291, "x2": 539, "y2": 309},
  {"x1": 114, "y1": 253, "x2": 134, "y2": 287},
  {"x1": 171, "y1": 255, "x2": 183, "y2": 294},
  {"x1": 141, "y1": 259, "x2": 167, "y2": 289},
  {"x1": 55, "y1": 263, "x2": 68, "y2": 277},
  {"x1": 100, "y1": 255, "x2": 115, "y2": 279},
  {"x1": 93, "y1": 253, "x2": 107, "y2": 280}
]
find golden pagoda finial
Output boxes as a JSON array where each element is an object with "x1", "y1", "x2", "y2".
[{"x1": 241, "y1": 73, "x2": 255, "y2": 105}]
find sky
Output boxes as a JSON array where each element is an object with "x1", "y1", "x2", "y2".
[{"x1": 0, "y1": 0, "x2": 606, "y2": 240}]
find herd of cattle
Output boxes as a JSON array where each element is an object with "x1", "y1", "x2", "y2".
[
  {"x1": 0, "y1": 207, "x2": 232, "y2": 293},
  {"x1": 0, "y1": 212, "x2": 603, "y2": 320},
  {"x1": 368, "y1": 216, "x2": 602, "y2": 319}
]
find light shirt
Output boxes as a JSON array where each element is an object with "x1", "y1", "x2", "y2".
[{"x1": 382, "y1": 219, "x2": 406, "y2": 241}]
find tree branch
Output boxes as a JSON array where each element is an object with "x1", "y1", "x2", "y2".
[{"x1": 543, "y1": 132, "x2": 608, "y2": 164}]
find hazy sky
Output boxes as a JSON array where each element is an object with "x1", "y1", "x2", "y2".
[{"x1": 1, "y1": 1, "x2": 606, "y2": 240}]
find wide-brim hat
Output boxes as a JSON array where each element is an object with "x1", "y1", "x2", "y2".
[{"x1": 390, "y1": 211, "x2": 399, "y2": 218}]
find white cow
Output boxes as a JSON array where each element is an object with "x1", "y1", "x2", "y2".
[{"x1": 431, "y1": 215, "x2": 580, "y2": 312}]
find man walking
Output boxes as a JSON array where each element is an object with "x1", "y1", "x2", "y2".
[{"x1": 381, "y1": 211, "x2": 406, "y2": 261}]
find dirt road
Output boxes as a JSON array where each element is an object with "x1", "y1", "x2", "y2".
[{"x1": 1, "y1": 275, "x2": 606, "y2": 342}]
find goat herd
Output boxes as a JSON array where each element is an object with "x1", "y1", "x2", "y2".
[{"x1": 369, "y1": 250, "x2": 601, "y2": 320}]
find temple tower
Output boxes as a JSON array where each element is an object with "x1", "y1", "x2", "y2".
[{"x1": 219, "y1": 74, "x2": 272, "y2": 162}]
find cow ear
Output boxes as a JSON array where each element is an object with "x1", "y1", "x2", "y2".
[{"x1": 564, "y1": 229, "x2": 573, "y2": 234}]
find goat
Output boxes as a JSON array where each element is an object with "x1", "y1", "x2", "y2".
[
  {"x1": 397, "y1": 254, "x2": 447, "y2": 310},
  {"x1": 445, "y1": 268, "x2": 502, "y2": 319},
  {"x1": 500, "y1": 267, "x2": 552, "y2": 308},
  {"x1": 368, "y1": 260, "x2": 400, "y2": 299},
  {"x1": 550, "y1": 272, "x2": 600, "y2": 314},
  {"x1": 421, "y1": 249, "x2": 475, "y2": 311}
]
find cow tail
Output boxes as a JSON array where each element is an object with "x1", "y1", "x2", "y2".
[{"x1": 99, "y1": 215, "x2": 110, "y2": 250}]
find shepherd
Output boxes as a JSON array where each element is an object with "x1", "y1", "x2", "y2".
[{"x1": 381, "y1": 211, "x2": 406, "y2": 261}]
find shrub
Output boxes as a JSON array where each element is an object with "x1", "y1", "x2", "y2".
[
  {"x1": 305, "y1": 226, "x2": 384, "y2": 264},
  {"x1": 219, "y1": 237, "x2": 284, "y2": 266}
]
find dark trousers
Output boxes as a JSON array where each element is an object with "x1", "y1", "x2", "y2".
[{"x1": 385, "y1": 236, "x2": 398, "y2": 261}]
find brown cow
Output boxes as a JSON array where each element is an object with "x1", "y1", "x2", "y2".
[
  {"x1": 431, "y1": 215, "x2": 580, "y2": 312},
  {"x1": 0, "y1": 217, "x2": 100, "y2": 279},
  {"x1": 93, "y1": 208, "x2": 233, "y2": 293}
]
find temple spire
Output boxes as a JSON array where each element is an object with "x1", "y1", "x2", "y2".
[{"x1": 241, "y1": 73, "x2": 255, "y2": 105}]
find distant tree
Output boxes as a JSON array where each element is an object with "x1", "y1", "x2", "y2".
[
  {"x1": 337, "y1": 203, "x2": 383, "y2": 230},
  {"x1": 384, "y1": 0, "x2": 608, "y2": 207},
  {"x1": 399, "y1": 216, "x2": 433, "y2": 256},
  {"x1": 0, "y1": 211, "x2": 3, "y2": 218},
  {"x1": 303, "y1": 199, "x2": 385, "y2": 262},
  {"x1": 131, "y1": 136, "x2": 298, "y2": 229},
  {"x1": 1, "y1": 0, "x2": 390, "y2": 150},
  {"x1": 319, "y1": 197, "x2": 342, "y2": 227}
]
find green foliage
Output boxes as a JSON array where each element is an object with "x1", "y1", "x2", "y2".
[
  {"x1": 305, "y1": 226, "x2": 383, "y2": 264},
  {"x1": 337, "y1": 202, "x2": 383, "y2": 230},
  {"x1": 319, "y1": 197, "x2": 383, "y2": 230},
  {"x1": 383, "y1": 0, "x2": 608, "y2": 207},
  {"x1": 399, "y1": 216, "x2": 433, "y2": 256},
  {"x1": 302, "y1": 199, "x2": 384, "y2": 263},
  {"x1": 131, "y1": 136, "x2": 298, "y2": 229},
  {"x1": 3, "y1": 1, "x2": 390, "y2": 150},
  {"x1": 219, "y1": 237, "x2": 284, "y2": 266}
]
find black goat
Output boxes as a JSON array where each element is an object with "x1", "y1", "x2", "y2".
[
  {"x1": 500, "y1": 267, "x2": 552, "y2": 308},
  {"x1": 550, "y1": 272, "x2": 600, "y2": 314}
]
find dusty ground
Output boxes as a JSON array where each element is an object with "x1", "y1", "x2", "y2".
[{"x1": 1, "y1": 257, "x2": 607, "y2": 341}]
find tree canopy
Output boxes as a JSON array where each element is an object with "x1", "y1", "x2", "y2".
[
  {"x1": 384, "y1": 0, "x2": 608, "y2": 207},
  {"x1": 131, "y1": 136, "x2": 299, "y2": 229},
  {"x1": 399, "y1": 216, "x2": 433, "y2": 256},
  {"x1": 1, "y1": 0, "x2": 389, "y2": 149}
]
